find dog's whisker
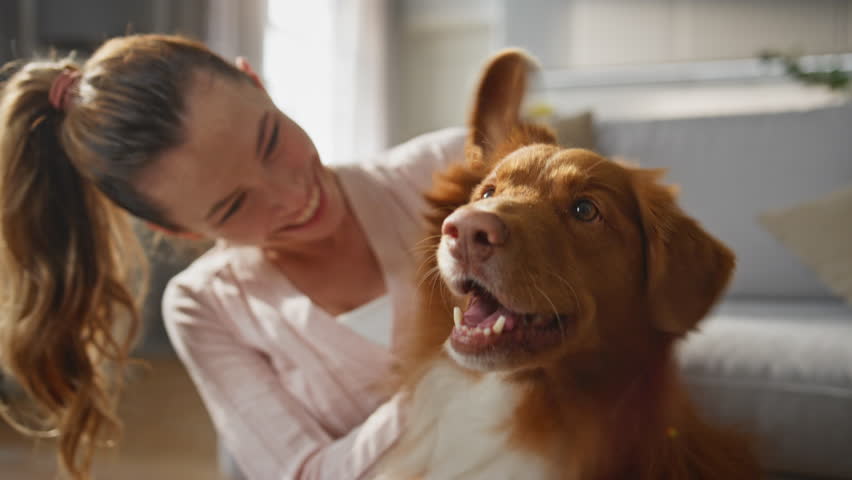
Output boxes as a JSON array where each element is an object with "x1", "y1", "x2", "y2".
[
  {"x1": 543, "y1": 268, "x2": 582, "y2": 321},
  {"x1": 521, "y1": 269, "x2": 537, "y2": 312},
  {"x1": 411, "y1": 243, "x2": 443, "y2": 262},
  {"x1": 414, "y1": 253, "x2": 439, "y2": 279},
  {"x1": 415, "y1": 264, "x2": 440, "y2": 291},
  {"x1": 544, "y1": 269, "x2": 581, "y2": 342},
  {"x1": 435, "y1": 273, "x2": 455, "y2": 317},
  {"x1": 421, "y1": 259, "x2": 454, "y2": 318},
  {"x1": 425, "y1": 266, "x2": 445, "y2": 299},
  {"x1": 527, "y1": 272, "x2": 565, "y2": 341},
  {"x1": 411, "y1": 234, "x2": 443, "y2": 250}
]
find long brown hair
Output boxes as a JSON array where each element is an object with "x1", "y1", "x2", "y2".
[{"x1": 0, "y1": 34, "x2": 246, "y2": 478}]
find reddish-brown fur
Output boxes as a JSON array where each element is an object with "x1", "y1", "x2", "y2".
[{"x1": 395, "y1": 50, "x2": 762, "y2": 479}]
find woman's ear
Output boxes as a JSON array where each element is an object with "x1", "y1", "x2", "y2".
[
  {"x1": 145, "y1": 222, "x2": 204, "y2": 241},
  {"x1": 630, "y1": 168, "x2": 736, "y2": 335},
  {"x1": 235, "y1": 56, "x2": 265, "y2": 91}
]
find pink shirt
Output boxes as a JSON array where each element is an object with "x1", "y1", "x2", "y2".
[{"x1": 162, "y1": 128, "x2": 466, "y2": 480}]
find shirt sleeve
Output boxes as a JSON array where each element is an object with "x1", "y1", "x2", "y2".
[
  {"x1": 382, "y1": 127, "x2": 467, "y2": 192},
  {"x1": 162, "y1": 277, "x2": 405, "y2": 480},
  {"x1": 387, "y1": 128, "x2": 467, "y2": 197},
  {"x1": 351, "y1": 128, "x2": 465, "y2": 221}
]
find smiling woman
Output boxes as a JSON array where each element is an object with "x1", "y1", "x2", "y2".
[
  {"x1": 0, "y1": 33, "x2": 465, "y2": 480},
  {"x1": 135, "y1": 70, "x2": 348, "y2": 249}
]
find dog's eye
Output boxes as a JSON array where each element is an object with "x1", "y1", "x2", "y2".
[
  {"x1": 572, "y1": 199, "x2": 600, "y2": 222},
  {"x1": 481, "y1": 186, "x2": 496, "y2": 199}
]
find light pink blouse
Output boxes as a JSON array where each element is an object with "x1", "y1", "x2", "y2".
[{"x1": 162, "y1": 128, "x2": 466, "y2": 480}]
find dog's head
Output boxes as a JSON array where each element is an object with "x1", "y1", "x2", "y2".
[{"x1": 436, "y1": 50, "x2": 735, "y2": 373}]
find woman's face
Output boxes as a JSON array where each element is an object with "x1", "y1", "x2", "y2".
[{"x1": 136, "y1": 70, "x2": 347, "y2": 249}]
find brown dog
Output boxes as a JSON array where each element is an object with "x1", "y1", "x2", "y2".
[{"x1": 372, "y1": 50, "x2": 761, "y2": 480}]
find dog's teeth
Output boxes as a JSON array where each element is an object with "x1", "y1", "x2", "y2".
[
  {"x1": 493, "y1": 315, "x2": 506, "y2": 334},
  {"x1": 483, "y1": 327, "x2": 492, "y2": 336},
  {"x1": 453, "y1": 306, "x2": 462, "y2": 328}
]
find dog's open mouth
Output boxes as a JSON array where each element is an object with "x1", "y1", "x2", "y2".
[{"x1": 449, "y1": 279, "x2": 570, "y2": 356}]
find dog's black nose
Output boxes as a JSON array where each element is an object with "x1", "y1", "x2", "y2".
[{"x1": 442, "y1": 208, "x2": 508, "y2": 262}]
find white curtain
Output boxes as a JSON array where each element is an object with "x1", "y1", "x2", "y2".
[
  {"x1": 331, "y1": 0, "x2": 390, "y2": 163},
  {"x1": 263, "y1": 0, "x2": 391, "y2": 165}
]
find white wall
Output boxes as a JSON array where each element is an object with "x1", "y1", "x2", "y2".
[
  {"x1": 390, "y1": 0, "x2": 498, "y2": 143},
  {"x1": 507, "y1": 0, "x2": 852, "y2": 69}
]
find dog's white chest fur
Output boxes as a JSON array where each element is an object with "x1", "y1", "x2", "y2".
[{"x1": 371, "y1": 357, "x2": 552, "y2": 480}]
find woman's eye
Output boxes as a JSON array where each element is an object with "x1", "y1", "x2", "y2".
[
  {"x1": 572, "y1": 199, "x2": 600, "y2": 222},
  {"x1": 481, "y1": 186, "x2": 496, "y2": 199},
  {"x1": 219, "y1": 193, "x2": 246, "y2": 226}
]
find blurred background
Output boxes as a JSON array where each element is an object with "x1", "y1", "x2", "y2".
[{"x1": 1, "y1": 1, "x2": 851, "y2": 479}]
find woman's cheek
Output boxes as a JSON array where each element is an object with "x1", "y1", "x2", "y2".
[
  {"x1": 222, "y1": 222, "x2": 265, "y2": 244},
  {"x1": 220, "y1": 207, "x2": 266, "y2": 243}
]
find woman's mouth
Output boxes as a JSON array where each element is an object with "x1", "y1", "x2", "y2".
[
  {"x1": 289, "y1": 186, "x2": 321, "y2": 227},
  {"x1": 270, "y1": 170, "x2": 326, "y2": 235}
]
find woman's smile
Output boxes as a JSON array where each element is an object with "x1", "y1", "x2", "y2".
[{"x1": 269, "y1": 165, "x2": 327, "y2": 237}]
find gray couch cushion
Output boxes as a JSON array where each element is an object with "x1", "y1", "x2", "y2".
[
  {"x1": 597, "y1": 104, "x2": 852, "y2": 298},
  {"x1": 679, "y1": 300, "x2": 852, "y2": 478}
]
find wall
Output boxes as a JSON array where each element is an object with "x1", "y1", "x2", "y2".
[
  {"x1": 390, "y1": 0, "x2": 852, "y2": 140},
  {"x1": 390, "y1": 0, "x2": 498, "y2": 143},
  {"x1": 1, "y1": 0, "x2": 208, "y2": 61},
  {"x1": 505, "y1": 0, "x2": 852, "y2": 68},
  {"x1": 0, "y1": 0, "x2": 20, "y2": 64}
]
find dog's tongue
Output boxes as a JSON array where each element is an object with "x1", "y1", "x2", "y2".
[
  {"x1": 463, "y1": 293, "x2": 497, "y2": 325},
  {"x1": 463, "y1": 292, "x2": 518, "y2": 330}
]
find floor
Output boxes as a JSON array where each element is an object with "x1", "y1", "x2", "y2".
[
  {"x1": 0, "y1": 355, "x2": 227, "y2": 480},
  {"x1": 0, "y1": 354, "x2": 827, "y2": 480}
]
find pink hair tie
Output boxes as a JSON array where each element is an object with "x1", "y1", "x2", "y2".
[{"x1": 48, "y1": 68, "x2": 81, "y2": 111}]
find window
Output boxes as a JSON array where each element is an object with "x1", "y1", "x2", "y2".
[{"x1": 263, "y1": 0, "x2": 336, "y2": 163}]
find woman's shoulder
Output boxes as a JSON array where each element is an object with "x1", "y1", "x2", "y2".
[
  {"x1": 335, "y1": 127, "x2": 467, "y2": 197},
  {"x1": 374, "y1": 126, "x2": 466, "y2": 171},
  {"x1": 164, "y1": 241, "x2": 261, "y2": 300},
  {"x1": 161, "y1": 242, "x2": 277, "y2": 338}
]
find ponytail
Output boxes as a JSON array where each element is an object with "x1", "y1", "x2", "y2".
[
  {"x1": 0, "y1": 60, "x2": 146, "y2": 479},
  {"x1": 0, "y1": 33, "x2": 245, "y2": 478}
]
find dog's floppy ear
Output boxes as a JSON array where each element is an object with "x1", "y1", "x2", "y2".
[
  {"x1": 631, "y1": 169, "x2": 736, "y2": 335},
  {"x1": 468, "y1": 49, "x2": 547, "y2": 162}
]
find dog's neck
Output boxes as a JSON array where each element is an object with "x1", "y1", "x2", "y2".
[
  {"x1": 513, "y1": 342, "x2": 674, "y2": 407},
  {"x1": 506, "y1": 334, "x2": 682, "y2": 478}
]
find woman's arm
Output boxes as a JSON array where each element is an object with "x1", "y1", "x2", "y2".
[{"x1": 162, "y1": 279, "x2": 404, "y2": 480}]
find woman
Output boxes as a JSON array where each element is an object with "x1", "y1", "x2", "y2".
[{"x1": 0, "y1": 34, "x2": 464, "y2": 479}]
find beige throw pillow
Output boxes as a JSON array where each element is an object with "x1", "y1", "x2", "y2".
[
  {"x1": 759, "y1": 184, "x2": 852, "y2": 305},
  {"x1": 551, "y1": 111, "x2": 597, "y2": 151}
]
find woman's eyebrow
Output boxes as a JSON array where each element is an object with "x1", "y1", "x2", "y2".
[{"x1": 256, "y1": 111, "x2": 269, "y2": 156}]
